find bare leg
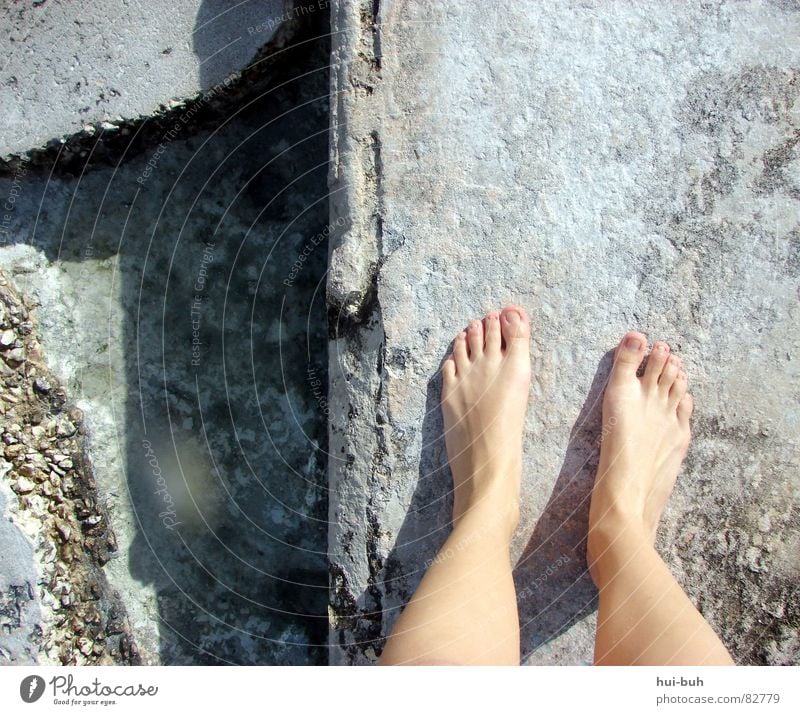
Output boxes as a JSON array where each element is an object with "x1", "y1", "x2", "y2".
[
  {"x1": 379, "y1": 307, "x2": 531, "y2": 665},
  {"x1": 588, "y1": 332, "x2": 735, "y2": 665}
]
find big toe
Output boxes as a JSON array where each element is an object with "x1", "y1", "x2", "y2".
[
  {"x1": 609, "y1": 331, "x2": 647, "y2": 385},
  {"x1": 500, "y1": 305, "x2": 530, "y2": 356}
]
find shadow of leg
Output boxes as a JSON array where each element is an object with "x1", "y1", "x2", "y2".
[{"x1": 514, "y1": 350, "x2": 614, "y2": 663}]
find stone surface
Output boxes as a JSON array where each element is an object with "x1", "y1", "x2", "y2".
[
  {"x1": 0, "y1": 475, "x2": 42, "y2": 663},
  {"x1": 0, "y1": 8, "x2": 332, "y2": 664},
  {"x1": 0, "y1": 0, "x2": 295, "y2": 159},
  {"x1": 328, "y1": 0, "x2": 800, "y2": 664},
  {"x1": 0, "y1": 274, "x2": 139, "y2": 665}
]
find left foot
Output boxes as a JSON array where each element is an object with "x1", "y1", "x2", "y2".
[{"x1": 441, "y1": 306, "x2": 532, "y2": 536}]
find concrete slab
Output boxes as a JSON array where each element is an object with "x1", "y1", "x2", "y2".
[
  {"x1": 0, "y1": 0, "x2": 297, "y2": 159},
  {"x1": 327, "y1": 0, "x2": 800, "y2": 665}
]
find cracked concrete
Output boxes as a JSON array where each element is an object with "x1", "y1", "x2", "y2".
[{"x1": 327, "y1": 0, "x2": 800, "y2": 665}]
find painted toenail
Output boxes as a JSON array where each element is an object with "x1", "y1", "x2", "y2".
[{"x1": 625, "y1": 335, "x2": 642, "y2": 349}]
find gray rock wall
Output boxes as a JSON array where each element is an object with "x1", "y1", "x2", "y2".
[{"x1": 327, "y1": 0, "x2": 800, "y2": 665}]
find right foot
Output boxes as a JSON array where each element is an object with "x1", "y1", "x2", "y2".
[
  {"x1": 588, "y1": 332, "x2": 694, "y2": 584},
  {"x1": 441, "y1": 306, "x2": 532, "y2": 537}
]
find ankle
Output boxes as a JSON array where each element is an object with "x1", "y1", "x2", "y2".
[
  {"x1": 452, "y1": 490, "x2": 519, "y2": 541},
  {"x1": 587, "y1": 516, "x2": 654, "y2": 589}
]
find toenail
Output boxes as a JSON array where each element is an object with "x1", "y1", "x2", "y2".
[
  {"x1": 506, "y1": 310, "x2": 520, "y2": 324},
  {"x1": 624, "y1": 335, "x2": 642, "y2": 349}
]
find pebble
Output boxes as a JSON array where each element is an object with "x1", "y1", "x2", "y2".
[
  {"x1": 56, "y1": 419, "x2": 76, "y2": 438},
  {"x1": 55, "y1": 521, "x2": 72, "y2": 543},
  {"x1": 33, "y1": 376, "x2": 51, "y2": 394},
  {"x1": 0, "y1": 329, "x2": 15, "y2": 347},
  {"x1": 14, "y1": 476, "x2": 35, "y2": 493},
  {"x1": 3, "y1": 347, "x2": 25, "y2": 363},
  {"x1": 3, "y1": 443, "x2": 25, "y2": 459}
]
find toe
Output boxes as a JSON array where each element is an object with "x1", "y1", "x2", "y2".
[
  {"x1": 658, "y1": 354, "x2": 681, "y2": 393},
  {"x1": 677, "y1": 393, "x2": 694, "y2": 427},
  {"x1": 484, "y1": 311, "x2": 501, "y2": 355},
  {"x1": 453, "y1": 331, "x2": 469, "y2": 370},
  {"x1": 500, "y1": 305, "x2": 531, "y2": 354},
  {"x1": 609, "y1": 331, "x2": 647, "y2": 385},
  {"x1": 668, "y1": 370, "x2": 688, "y2": 408},
  {"x1": 467, "y1": 320, "x2": 484, "y2": 358},
  {"x1": 643, "y1": 341, "x2": 670, "y2": 387},
  {"x1": 442, "y1": 356, "x2": 457, "y2": 384}
]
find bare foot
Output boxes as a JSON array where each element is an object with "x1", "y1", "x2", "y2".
[
  {"x1": 441, "y1": 306, "x2": 531, "y2": 537},
  {"x1": 588, "y1": 332, "x2": 694, "y2": 585}
]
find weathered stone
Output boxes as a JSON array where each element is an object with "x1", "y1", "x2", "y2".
[{"x1": 328, "y1": 0, "x2": 800, "y2": 665}]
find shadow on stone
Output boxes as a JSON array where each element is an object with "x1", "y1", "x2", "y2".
[
  {"x1": 378, "y1": 358, "x2": 454, "y2": 655},
  {"x1": 193, "y1": 0, "x2": 285, "y2": 90},
  {"x1": 514, "y1": 350, "x2": 614, "y2": 661}
]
